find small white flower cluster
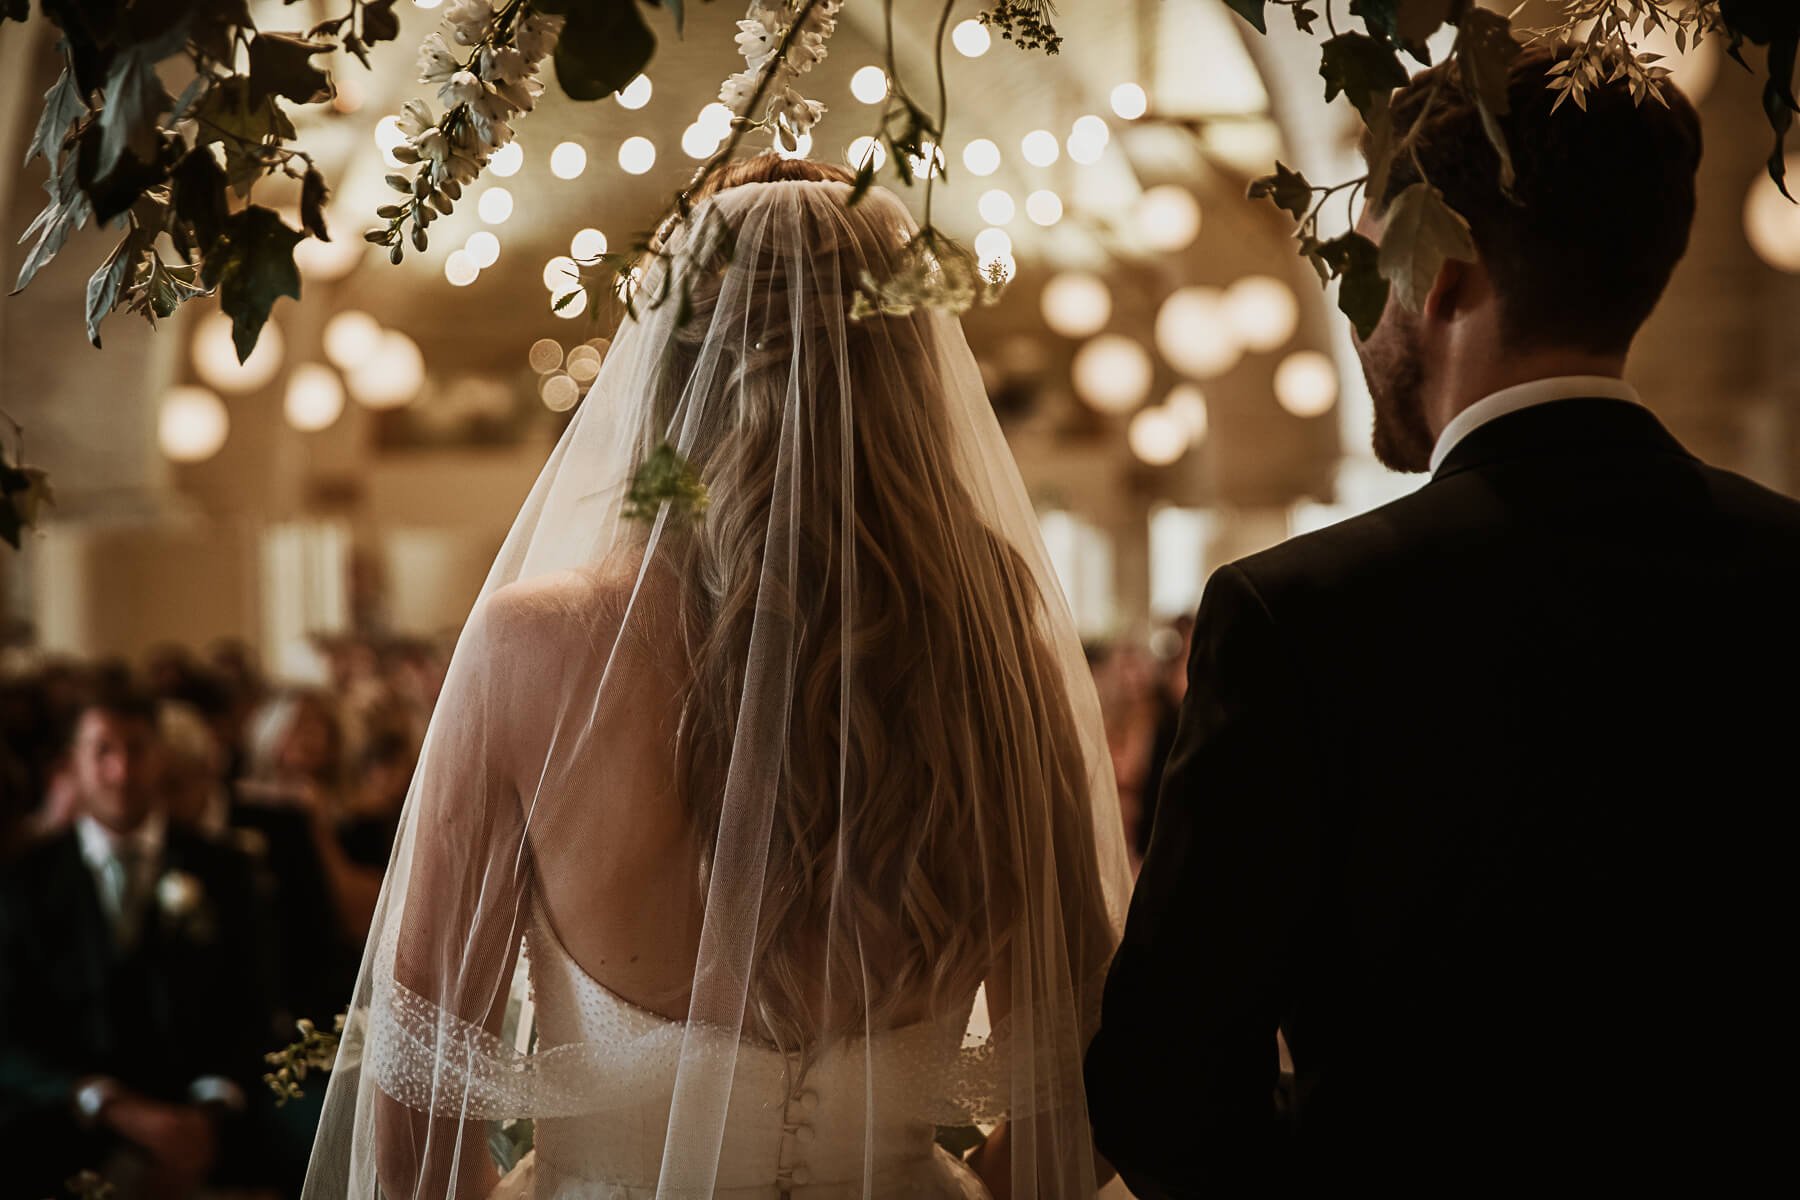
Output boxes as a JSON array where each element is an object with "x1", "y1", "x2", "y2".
[
  {"x1": 407, "y1": 0, "x2": 562, "y2": 186},
  {"x1": 719, "y1": 1, "x2": 843, "y2": 150},
  {"x1": 373, "y1": 0, "x2": 564, "y2": 259}
]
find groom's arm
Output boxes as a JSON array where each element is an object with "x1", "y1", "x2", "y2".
[{"x1": 1084, "y1": 563, "x2": 1326, "y2": 1196}]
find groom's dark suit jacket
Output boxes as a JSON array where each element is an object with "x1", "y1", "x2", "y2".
[
  {"x1": 1086, "y1": 398, "x2": 1800, "y2": 1192},
  {"x1": 0, "y1": 824, "x2": 273, "y2": 1194}
]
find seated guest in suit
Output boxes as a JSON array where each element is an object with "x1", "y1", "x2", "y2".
[
  {"x1": 1086, "y1": 42, "x2": 1800, "y2": 1193},
  {"x1": 0, "y1": 681, "x2": 272, "y2": 1199}
]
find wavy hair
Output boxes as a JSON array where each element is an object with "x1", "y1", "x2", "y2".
[{"x1": 645, "y1": 156, "x2": 1112, "y2": 1059}]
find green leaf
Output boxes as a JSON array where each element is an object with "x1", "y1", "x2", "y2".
[
  {"x1": 130, "y1": 255, "x2": 208, "y2": 321},
  {"x1": 300, "y1": 164, "x2": 331, "y2": 241},
  {"x1": 26, "y1": 68, "x2": 87, "y2": 167},
  {"x1": 248, "y1": 33, "x2": 335, "y2": 106},
  {"x1": 553, "y1": 0, "x2": 657, "y2": 101},
  {"x1": 171, "y1": 146, "x2": 230, "y2": 252},
  {"x1": 551, "y1": 289, "x2": 580, "y2": 313},
  {"x1": 203, "y1": 206, "x2": 304, "y2": 363},
  {"x1": 1395, "y1": 0, "x2": 1452, "y2": 46},
  {"x1": 1247, "y1": 161, "x2": 1314, "y2": 221},
  {"x1": 13, "y1": 144, "x2": 92, "y2": 294},
  {"x1": 1375, "y1": 181, "x2": 1476, "y2": 312},
  {"x1": 0, "y1": 463, "x2": 55, "y2": 550},
  {"x1": 1317, "y1": 231, "x2": 1389, "y2": 339},
  {"x1": 846, "y1": 154, "x2": 877, "y2": 207},
  {"x1": 1454, "y1": 7, "x2": 1521, "y2": 194},
  {"x1": 96, "y1": 49, "x2": 167, "y2": 181},
  {"x1": 1221, "y1": 0, "x2": 1267, "y2": 35},
  {"x1": 192, "y1": 78, "x2": 291, "y2": 151},
  {"x1": 623, "y1": 443, "x2": 709, "y2": 524},
  {"x1": 1764, "y1": 36, "x2": 1798, "y2": 199},
  {"x1": 361, "y1": 0, "x2": 401, "y2": 44},
  {"x1": 1320, "y1": 32, "x2": 1409, "y2": 119},
  {"x1": 85, "y1": 229, "x2": 149, "y2": 347}
]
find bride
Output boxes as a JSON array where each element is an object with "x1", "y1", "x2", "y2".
[{"x1": 303, "y1": 156, "x2": 1131, "y2": 1199}]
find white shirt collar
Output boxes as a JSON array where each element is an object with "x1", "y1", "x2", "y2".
[
  {"x1": 1429, "y1": 375, "x2": 1643, "y2": 475},
  {"x1": 75, "y1": 810, "x2": 166, "y2": 872}
]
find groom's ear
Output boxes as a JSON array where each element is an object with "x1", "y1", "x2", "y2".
[{"x1": 1421, "y1": 253, "x2": 1478, "y2": 326}]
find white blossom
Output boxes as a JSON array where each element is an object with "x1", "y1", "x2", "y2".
[
  {"x1": 438, "y1": 70, "x2": 487, "y2": 110},
  {"x1": 777, "y1": 86, "x2": 826, "y2": 135},
  {"x1": 479, "y1": 45, "x2": 530, "y2": 85},
  {"x1": 719, "y1": 67, "x2": 761, "y2": 110},
  {"x1": 397, "y1": 98, "x2": 437, "y2": 140},
  {"x1": 445, "y1": 0, "x2": 496, "y2": 47},
  {"x1": 735, "y1": 18, "x2": 777, "y2": 70},
  {"x1": 417, "y1": 33, "x2": 459, "y2": 85},
  {"x1": 493, "y1": 74, "x2": 545, "y2": 114},
  {"x1": 156, "y1": 871, "x2": 203, "y2": 918},
  {"x1": 514, "y1": 11, "x2": 565, "y2": 63},
  {"x1": 411, "y1": 127, "x2": 450, "y2": 164}
]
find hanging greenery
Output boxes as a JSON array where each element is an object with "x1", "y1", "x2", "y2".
[{"x1": 1227, "y1": 0, "x2": 1798, "y2": 338}]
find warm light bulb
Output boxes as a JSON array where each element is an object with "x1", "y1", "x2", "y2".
[
  {"x1": 1111, "y1": 82, "x2": 1148, "y2": 120},
  {"x1": 1026, "y1": 190, "x2": 1063, "y2": 226},
  {"x1": 1067, "y1": 114, "x2": 1109, "y2": 165},
  {"x1": 293, "y1": 233, "x2": 363, "y2": 281},
  {"x1": 846, "y1": 136, "x2": 887, "y2": 171},
  {"x1": 323, "y1": 311, "x2": 381, "y2": 372},
  {"x1": 477, "y1": 186, "x2": 513, "y2": 224},
  {"x1": 974, "y1": 227, "x2": 1013, "y2": 262},
  {"x1": 1021, "y1": 129, "x2": 1060, "y2": 167},
  {"x1": 1274, "y1": 350, "x2": 1338, "y2": 417},
  {"x1": 1223, "y1": 275, "x2": 1299, "y2": 352},
  {"x1": 444, "y1": 249, "x2": 479, "y2": 286},
  {"x1": 698, "y1": 103, "x2": 735, "y2": 136},
  {"x1": 1072, "y1": 335, "x2": 1153, "y2": 414},
  {"x1": 616, "y1": 75, "x2": 652, "y2": 109},
  {"x1": 550, "y1": 141, "x2": 587, "y2": 179},
  {"x1": 978, "y1": 189, "x2": 1016, "y2": 225},
  {"x1": 1040, "y1": 272, "x2": 1112, "y2": 339},
  {"x1": 1165, "y1": 384, "x2": 1209, "y2": 442},
  {"x1": 850, "y1": 66, "x2": 889, "y2": 104},
  {"x1": 159, "y1": 386, "x2": 229, "y2": 462},
  {"x1": 540, "y1": 372, "x2": 581, "y2": 411},
  {"x1": 565, "y1": 345, "x2": 603, "y2": 383},
  {"x1": 193, "y1": 312, "x2": 283, "y2": 393},
  {"x1": 284, "y1": 364, "x2": 346, "y2": 432},
  {"x1": 1155, "y1": 287, "x2": 1240, "y2": 380},
  {"x1": 465, "y1": 231, "x2": 500, "y2": 269},
  {"x1": 1136, "y1": 185, "x2": 1202, "y2": 252},
  {"x1": 542, "y1": 255, "x2": 578, "y2": 293},
  {"x1": 963, "y1": 138, "x2": 1001, "y2": 177},
  {"x1": 618, "y1": 136, "x2": 656, "y2": 174},
  {"x1": 489, "y1": 142, "x2": 524, "y2": 177},
  {"x1": 570, "y1": 228, "x2": 607, "y2": 260},
  {"x1": 952, "y1": 19, "x2": 991, "y2": 57},
  {"x1": 528, "y1": 337, "x2": 563, "y2": 374},
  {"x1": 1745, "y1": 159, "x2": 1800, "y2": 272},
  {"x1": 1129, "y1": 406, "x2": 1190, "y2": 466},
  {"x1": 348, "y1": 331, "x2": 425, "y2": 409},
  {"x1": 682, "y1": 123, "x2": 721, "y2": 159}
]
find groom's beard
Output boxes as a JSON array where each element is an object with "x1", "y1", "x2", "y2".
[{"x1": 1356, "y1": 308, "x2": 1434, "y2": 473}]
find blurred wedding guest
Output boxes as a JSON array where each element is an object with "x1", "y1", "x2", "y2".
[
  {"x1": 1089, "y1": 639, "x2": 1161, "y2": 848},
  {"x1": 0, "y1": 681, "x2": 272, "y2": 1199},
  {"x1": 334, "y1": 730, "x2": 415, "y2": 872},
  {"x1": 238, "y1": 692, "x2": 379, "y2": 1019}
]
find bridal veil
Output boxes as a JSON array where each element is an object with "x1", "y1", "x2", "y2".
[{"x1": 303, "y1": 162, "x2": 1131, "y2": 1198}]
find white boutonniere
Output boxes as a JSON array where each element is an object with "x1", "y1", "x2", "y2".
[{"x1": 155, "y1": 869, "x2": 214, "y2": 942}]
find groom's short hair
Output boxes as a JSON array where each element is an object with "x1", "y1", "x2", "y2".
[{"x1": 1367, "y1": 42, "x2": 1703, "y2": 355}]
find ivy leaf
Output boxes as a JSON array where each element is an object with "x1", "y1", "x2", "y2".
[
  {"x1": 847, "y1": 154, "x2": 877, "y2": 207},
  {"x1": 1764, "y1": 36, "x2": 1798, "y2": 199},
  {"x1": 1454, "y1": 7, "x2": 1522, "y2": 195},
  {"x1": 1220, "y1": 0, "x2": 1267, "y2": 35},
  {"x1": 1247, "y1": 161, "x2": 1314, "y2": 221},
  {"x1": 300, "y1": 164, "x2": 331, "y2": 241},
  {"x1": 554, "y1": 1, "x2": 657, "y2": 102},
  {"x1": 651, "y1": 0, "x2": 685, "y2": 35},
  {"x1": 1297, "y1": 235, "x2": 1331, "y2": 284},
  {"x1": 1320, "y1": 32, "x2": 1409, "y2": 120},
  {"x1": 248, "y1": 33, "x2": 335, "y2": 106},
  {"x1": 202, "y1": 206, "x2": 304, "y2": 362},
  {"x1": 27, "y1": 69, "x2": 87, "y2": 167},
  {"x1": 3, "y1": 0, "x2": 29, "y2": 22},
  {"x1": 171, "y1": 146, "x2": 230, "y2": 251},
  {"x1": 1395, "y1": 0, "x2": 1452, "y2": 46},
  {"x1": 95, "y1": 49, "x2": 168, "y2": 182},
  {"x1": 129, "y1": 255, "x2": 208, "y2": 322},
  {"x1": 13, "y1": 145, "x2": 91, "y2": 294},
  {"x1": 1, "y1": 463, "x2": 55, "y2": 550},
  {"x1": 75, "y1": 118, "x2": 171, "y2": 224},
  {"x1": 85, "y1": 229, "x2": 151, "y2": 347},
  {"x1": 193, "y1": 78, "x2": 293, "y2": 151},
  {"x1": 1317, "y1": 231, "x2": 1389, "y2": 339},
  {"x1": 1376, "y1": 181, "x2": 1476, "y2": 313},
  {"x1": 360, "y1": 0, "x2": 401, "y2": 45}
]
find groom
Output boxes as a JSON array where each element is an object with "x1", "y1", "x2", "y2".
[{"x1": 1086, "y1": 43, "x2": 1800, "y2": 1192}]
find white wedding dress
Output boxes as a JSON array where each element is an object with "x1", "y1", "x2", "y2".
[
  {"x1": 512, "y1": 906, "x2": 990, "y2": 1199},
  {"x1": 307, "y1": 173, "x2": 1131, "y2": 1200}
]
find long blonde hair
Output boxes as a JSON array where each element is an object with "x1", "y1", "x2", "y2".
[{"x1": 652, "y1": 156, "x2": 1110, "y2": 1055}]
